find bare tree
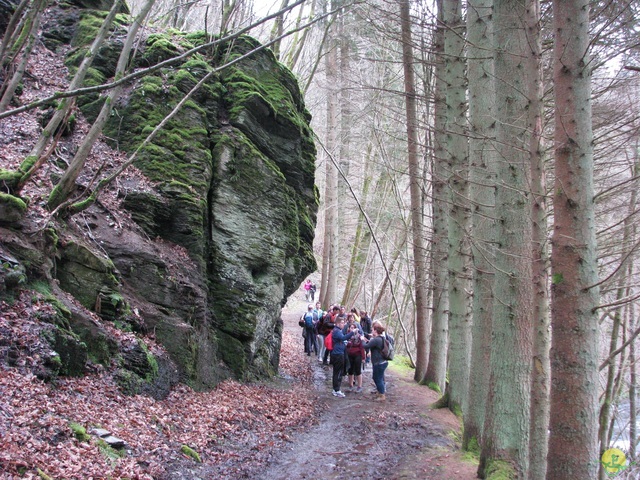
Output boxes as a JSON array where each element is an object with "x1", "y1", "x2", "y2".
[
  {"x1": 479, "y1": 0, "x2": 535, "y2": 475},
  {"x1": 47, "y1": 0, "x2": 157, "y2": 212}
]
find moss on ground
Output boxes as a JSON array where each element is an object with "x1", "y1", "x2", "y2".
[
  {"x1": 485, "y1": 459, "x2": 517, "y2": 480},
  {"x1": 180, "y1": 444, "x2": 202, "y2": 462}
]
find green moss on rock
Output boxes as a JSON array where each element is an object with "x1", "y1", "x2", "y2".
[
  {"x1": 69, "y1": 422, "x2": 90, "y2": 442},
  {"x1": 180, "y1": 444, "x2": 202, "y2": 462},
  {"x1": 216, "y1": 331, "x2": 247, "y2": 377},
  {"x1": 0, "y1": 192, "x2": 27, "y2": 222},
  {"x1": 142, "y1": 33, "x2": 181, "y2": 65}
]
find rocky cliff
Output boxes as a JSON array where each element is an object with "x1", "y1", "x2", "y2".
[{"x1": 0, "y1": 1, "x2": 317, "y2": 395}]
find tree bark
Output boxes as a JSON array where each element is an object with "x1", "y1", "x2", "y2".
[
  {"x1": 442, "y1": 0, "x2": 471, "y2": 414},
  {"x1": 479, "y1": 0, "x2": 535, "y2": 476},
  {"x1": 398, "y1": 0, "x2": 430, "y2": 382},
  {"x1": 269, "y1": 0, "x2": 289, "y2": 59},
  {"x1": 463, "y1": 0, "x2": 495, "y2": 451},
  {"x1": 547, "y1": 0, "x2": 599, "y2": 477},
  {"x1": 424, "y1": 0, "x2": 448, "y2": 392},
  {"x1": 319, "y1": 3, "x2": 340, "y2": 307},
  {"x1": 526, "y1": 0, "x2": 550, "y2": 477}
]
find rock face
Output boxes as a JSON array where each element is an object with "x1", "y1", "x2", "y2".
[{"x1": 0, "y1": 4, "x2": 317, "y2": 393}]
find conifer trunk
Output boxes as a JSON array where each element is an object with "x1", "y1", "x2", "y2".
[{"x1": 547, "y1": 0, "x2": 599, "y2": 477}]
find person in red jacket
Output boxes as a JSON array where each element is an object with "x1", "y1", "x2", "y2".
[{"x1": 319, "y1": 305, "x2": 339, "y2": 365}]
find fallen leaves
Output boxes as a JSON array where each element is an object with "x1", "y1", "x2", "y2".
[{"x1": 0, "y1": 327, "x2": 316, "y2": 479}]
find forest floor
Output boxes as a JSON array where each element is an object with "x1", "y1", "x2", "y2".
[
  {"x1": 252, "y1": 296, "x2": 479, "y2": 480},
  {"x1": 0, "y1": 292, "x2": 480, "y2": 479}
]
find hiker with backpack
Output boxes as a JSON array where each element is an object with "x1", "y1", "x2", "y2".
[
  {"x1": 330, "y1": 315, "x2": 356, "y2": 398},
  {"x1": 301, "y1": 304, "x2": 316, "y2": 356},
  {"x1": 364, "y1": 323, "x2": 392, "y2": 401},
  {"x1": 319, "y1": 305, "x2": 339, "y2": 365},
  {"x1": 313, "y1": 302, "x2": 325, "y2": 358}
]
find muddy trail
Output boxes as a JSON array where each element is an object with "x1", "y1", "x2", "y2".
[
  {"x1": 161, "y1": 297, "x2": 478, "y2": 480},
  {"x1": 259, "y1": 299, "x2": 478, "y2": 480}
]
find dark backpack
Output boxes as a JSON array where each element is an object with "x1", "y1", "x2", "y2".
[
  {"x1": 381, "y1": 336, "x2": 394, "y2": 361},
  {"x1": 304, "y1": 312, "x2": 314, "y2": 328}
]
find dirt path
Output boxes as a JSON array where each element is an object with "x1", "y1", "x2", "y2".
[{"x1": 264, "y1": 298, "x2": 479, "y2": 480}]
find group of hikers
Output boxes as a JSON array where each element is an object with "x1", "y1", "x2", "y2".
[{"x1": 298, "y1": 301, "x2": 394, "y2": 401}]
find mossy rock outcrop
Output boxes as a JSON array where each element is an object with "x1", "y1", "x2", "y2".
[
  {"x1": 0, "y1": 193, "x2": 27, "y2": 224},
  {"x1": 2, "y1": 7, "x2": 318, "y2": 390}
]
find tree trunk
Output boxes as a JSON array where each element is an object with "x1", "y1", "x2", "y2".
[
  {"x1": 342, "y1": 150, "x2": 373, "y2": 306},
  {"x1": 283, "y1": 0, "x2": 316, "y2": 71},
  {"x1": 319, "y1": 4, "x2": 340, "y2": 307},
  {"x1": 399, "y1": 0, "x2": 430, "y2": 382},
  {"x1": 270, "y1": 0, "x2": 289, "y2": 59},
  {"x1": 463, "y1": 0, "x2": 495, "y2": 451},
  {"x1": 0, "y1": 0, "x2": 30, "y2": 67},
  {"x1": 629, "y1": 161, "x2": 639, "y2": 462},
  {"x1": 443, "y1": 0, "x2": 471, "y2": 415},
  {"x1": 424, "y1": 0, "x2": 448, "y2": 392},
  {"x1": 526, "y1": 0, "x2": 550, "y2": 477},
  {"x1": 479, "y1": 0, "x2": 535, "y2": 476},
  {"x1": 630, "y1": 268, "x2": 638, "y2": 461},
  {"x1": 547, "y1": 0, "x2": 599, "y2": 477},
  {"x1": 48, "y1": 0, "x2": 156, "y2": 212},
  {"x1": 0, "y1": 0, "x2": 47, "y2": 113}
]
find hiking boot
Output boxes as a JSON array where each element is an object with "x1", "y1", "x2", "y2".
[
  {"x1": 332, "y1": 390, "x2": 346, "y2": 398},
  {"x1": 374, "y1": 393, "x2": 386, "y2": 401}
]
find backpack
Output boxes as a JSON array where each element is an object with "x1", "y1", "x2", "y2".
[
  {"x1": 304, "y1": 312, "x2": 314, "y2": 328},
  {"x1": 381, "y1": 336, "x2": 394, "y2": 361},
  {"x1": 324, "y1": 331, "x2": 333, "y2": 350}
]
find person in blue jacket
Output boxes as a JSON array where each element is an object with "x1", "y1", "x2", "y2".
[{"x1": 330, "y1": 316, "x2": 355, "y2": 397}]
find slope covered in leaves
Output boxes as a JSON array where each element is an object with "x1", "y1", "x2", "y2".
[{"x1": 0, "y1": 315, "x2": 314, "y2": 478}]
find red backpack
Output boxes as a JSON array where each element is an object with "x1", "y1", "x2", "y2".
[{"x1": 324, "y1": 331, "x2": 333, "y2": 350}]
